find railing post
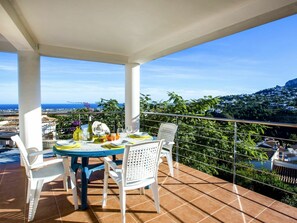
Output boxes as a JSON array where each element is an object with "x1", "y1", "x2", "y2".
[
  {"x1": 141, "y1": 111, "x2": 145, "y2": 132},
  {"x1": 175, "y1": 115, "x2": 179, "y2": 164},
  {"x1": 121, "y1": 111, "x2": 125, "y2": 128},
  {"x1": 233, "y1": 122, "x2": 237, "y2": 185}
]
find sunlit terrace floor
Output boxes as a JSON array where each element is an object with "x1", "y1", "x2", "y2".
[{"x1": 1, "y1": 157, "x2": 297, "y2": 223}]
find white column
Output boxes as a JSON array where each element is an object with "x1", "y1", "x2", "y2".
[
  {"x1": 125, "y1": 63, "x2": 140, "y2": 132},
  {"x1": 18, "y1": 51, "x2": 43, "y2": 163}
]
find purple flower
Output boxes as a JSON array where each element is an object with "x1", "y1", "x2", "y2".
[{"x1": 72, "y1": 120, "x2": 81, "y2": 126}]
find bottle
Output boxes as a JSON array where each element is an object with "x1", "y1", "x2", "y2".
[
  {"x1": 73, "y1": 126, "x2": 83, "y2": 141},
  {"x1": 87, "y1": 116, "x2": 93, "y2": 141}
]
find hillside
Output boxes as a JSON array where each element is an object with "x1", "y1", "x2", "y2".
[
  {"x1": 285, "y1": 78, "x2": 297, "y2": 88},
  {"x1": 212, "y1": 78, "x2": 297, "y2": 123}
]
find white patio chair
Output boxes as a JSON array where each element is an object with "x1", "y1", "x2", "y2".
[
  {"x1": 11, "y1": 135, "x2": 78, "y2": 221},
  {"x1": 157, "y1": 123, "x2": 178, "y2": 177},
  {"x1": 102, "y1": 140, "x2": 164, "y2": 223}
]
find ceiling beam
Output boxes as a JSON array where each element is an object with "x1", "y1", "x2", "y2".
[
  {"x1": 0, "y1": 0, "x2": 36, "y2": 51},
  {"x1": 130, "y1": 0, "x2": 297, "y2": 64},
  {"x1": 39, "y1": 44, "x2": 128, "y2": 65},
  {"x1": 0, "y1": 34, "x2": 16, "y2": 52}
]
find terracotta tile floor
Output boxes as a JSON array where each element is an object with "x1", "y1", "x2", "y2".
[{"x1": 1, "y1": 158, "x2": 297, "y2": 223}]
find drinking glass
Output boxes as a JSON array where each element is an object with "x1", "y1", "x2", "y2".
[
  {"x1": 94, "y1": 125, "x2": 102, "y2": 138},
  {"x1": 125, "y1": 126, "x2": 133, "y2": 136},
  {"x1": 117, "y1": 128, "x2": 126, "y2": 138}
]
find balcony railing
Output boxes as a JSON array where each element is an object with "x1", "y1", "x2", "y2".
[
  {"x1": 1, "y1": 110, "x2": 296, "y2": 207},
  {"x1": 141, "y1": 112, "x2": 297, "y2": 207}
]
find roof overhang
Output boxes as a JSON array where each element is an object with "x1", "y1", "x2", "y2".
[{"x1": 1, "y1": 0, "x2": 297, "y2": 65}]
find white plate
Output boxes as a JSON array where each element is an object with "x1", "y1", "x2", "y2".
[
  {"x1": 110, "y1": 140, "x2": 130, "y2": 147},
  {"x1": 133, "y1": 132, "x2": 148, "y2": 137},
  {"x1": 56, "y1": 140, "x2": 75, "y2": 146}
]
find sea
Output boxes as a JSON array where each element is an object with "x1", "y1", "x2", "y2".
[{"x1": 0, "y1": 103, "x2": 99, "y2": 112}]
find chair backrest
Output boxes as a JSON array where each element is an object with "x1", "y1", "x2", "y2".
[
  {"x1": 157, "y1": 123, "x2": 178, "y2": 150},
  {"x1": 11, "y1": 135, "x2": 32, "y2": 178},
  {"x1": 122, "y1": 140, "x2": 164, "y2": 187}
]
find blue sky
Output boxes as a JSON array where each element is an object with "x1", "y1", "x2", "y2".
[{"x1": 0, "y1": 14, "x2": 296, "y2": 104}]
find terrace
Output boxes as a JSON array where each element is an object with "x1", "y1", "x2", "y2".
[
  {"x1": 1, "y1": 157, "x2": 296, "y2": 222},
  {"x1": 1, "y1": 111, "x2": 297, "y2": 222},
  {"x1": 1, "y1": 1, "x2": 297, "y2": 222}
]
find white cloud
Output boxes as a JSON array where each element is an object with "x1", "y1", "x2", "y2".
[
  {"x1": 142, "y1": 60, "x2": 271, "y2": 84},
  {"x1": 0, "y1": 64, "x2": 17, "y2": 71},
  {"x1": 0, "y1": 82, "x2": 18, "y2": 103},
  {"x1": 140, "y1": 87, "x2": 230, "y2": 101},
  {"x1": 140, "y1": 84, "x2": 260, "y2": 101},
  {"x1": 41, "y1": 81, "x2": 125, "y2": 103},
  {"x1": 162, "y1": 52, "x2": 265, "y2": 67}
]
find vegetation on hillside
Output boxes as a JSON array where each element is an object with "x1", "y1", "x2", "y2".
[{"x1": 215, "y1": 86, "x2": 297, "y2": 124}]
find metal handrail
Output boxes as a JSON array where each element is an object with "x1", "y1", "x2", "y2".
[
  {"x1": 2, "y1": 110, "x2": 297, "y2": 128},
  {"x1": 142, "y1": 111, "x2": 297, "y2": 203},
  {"x1": 143, "y1": 111, "x2": 297, "y2": 128}
]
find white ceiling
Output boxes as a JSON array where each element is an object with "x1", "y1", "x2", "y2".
[{"x1": 1, "y1": 0, "x2": 297, "y2": 64}]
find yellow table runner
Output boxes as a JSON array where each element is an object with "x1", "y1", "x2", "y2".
[
  {"x1": 101, "y1": 143, "x2": 125, "y2": 150},
  {"x1": 55, "y1": 142, "x2": 81, "y2": 150},
  {"x1": 128, "y1": 134, "x2": 152, "y2": 140}
]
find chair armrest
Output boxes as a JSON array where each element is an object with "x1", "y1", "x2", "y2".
[
  {"x1": 103, "y1": 157, "x2": 121, "y2": 172},
  {"x1": 163, "y1": 141, "x2": 175, "y2": 147},
  {"x1": 28, "y1": 149, "x2": 53, "y2": 157},
  {"x1": 166, "y1": 141, "x2": 175, "y2": 146},
  {"x1": 30, "y1": 158, "x2": 63, "y2": 170}
]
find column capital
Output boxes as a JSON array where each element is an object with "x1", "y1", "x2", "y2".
[
  {"x1": 18, "y1": 50, "x2": 40, "y2": 59},
  {"x1": 125, "y1": 63, "x2": 140, "y2": 68}
]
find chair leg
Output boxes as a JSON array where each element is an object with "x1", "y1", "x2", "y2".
[
  {"x1": 102, "y1": 167, "x2": 109, "y2": 207},
  {"x1": 28, "y1": 179, "x2": 44, "y2": 222},
  {"x1": 158, "y1": 157, "x2": 163, "y2": 165},
  {"x1": 62, "y1": 157, "x2": 70, "y2": 191},
  {"x1": 63, "y1": 175, "x2": 69, "y2": 192},
  {"x1": 151, "y1": 181, "x2": 160, "y2": 213},
  {"x1": 69, "y1": 169, "x2": 78, "y2": 210},
  {"x1": 166, "y1": 152, "x2": 174, "y2": 177},
  {"x1": 119, "y1": 187, "x2": 126, "y2": 223},
  {"x1": 26, "y1": 179, "x2": 31, "y2": 204},
  {"x1": 139, "y1": 187, "x2": 145, "y2": 195}
]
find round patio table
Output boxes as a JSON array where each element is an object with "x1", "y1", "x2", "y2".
[{"x1": 53, "y1": 142, "x2": 124, "y2": 210}]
